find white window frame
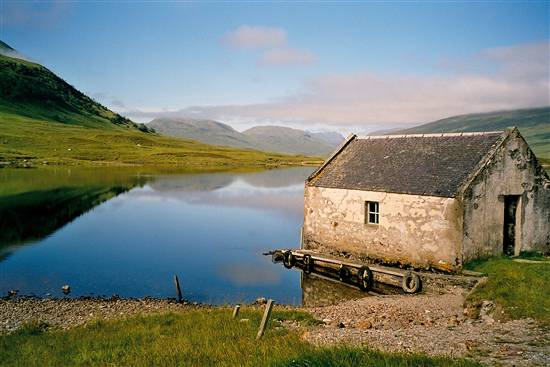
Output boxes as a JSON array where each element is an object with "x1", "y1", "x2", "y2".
[{"x1": 366, "y1": 201, "x2": 379, "y2": 225}]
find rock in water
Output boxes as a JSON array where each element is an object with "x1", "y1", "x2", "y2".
[
  {"x1": 62, "y1": 285, "x2": 71, "y2": 294},
  {"x1": 7, "y1": 290, "x2": 18, "y2": 297}
]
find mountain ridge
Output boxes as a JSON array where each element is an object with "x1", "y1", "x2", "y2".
[
  {"x1": 393, "y1": 106, "x2": 550, "y2": 163},
  {"x1": 148, "y1": 118, "x2": 344, "y2": 156}
]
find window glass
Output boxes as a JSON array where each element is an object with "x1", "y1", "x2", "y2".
[{"x1": 366, "y1": 201, "x2": 379, "y2": 224}]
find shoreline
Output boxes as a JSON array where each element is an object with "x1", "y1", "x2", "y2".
[
  {"x1": 2, "y1": 290, "x2": 548, "y2": 366},
  {"x1": 0, "y1": 159, "x2": 322, "y2": 170},
  {"x1": 0, "y1": 296, "x2": 269, "y2": 334}
]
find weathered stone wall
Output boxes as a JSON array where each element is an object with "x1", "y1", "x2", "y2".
[
  {"x1": 303, "y1": 187, "x2": 463, "y2": 271},
  {"x1": 461, "y1": 131, "x2": 550, "y2": 261}
]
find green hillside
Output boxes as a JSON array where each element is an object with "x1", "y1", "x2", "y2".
[
  {"x1": 0, "y1": 116, "x2": 316, "y2": 168},
  {"x1": 398, "y1": 107, "x2": 550, "y2": 165},
  {"x1": 0, "y1": 52, "x2": 153, "y2": 132},
  {"x1": 0, "y1": 43, "x2": 316, "y2": 168}
]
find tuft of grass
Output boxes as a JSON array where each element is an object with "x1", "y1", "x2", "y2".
[
  {"x1": 465, "y1": 256, "x2": 550, "y2": 323},
  {"x1": 271, "y1": 309, "x2": 323, "y2": 326},
  {"x1": 14, "y1": 320, "x2": 51, "y2": 336},
  {"x1": 515, "y1": 251, "x2": 547, "y2": 260},
  {"x1": 0, "y1": 308, "x2": 478, "y2": 367}
]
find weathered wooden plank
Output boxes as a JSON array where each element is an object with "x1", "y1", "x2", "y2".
[
  {"x1": 256, "y1": 299, "x2": 274, "y2": 340},
  {"x1": 173, "y1": 275, "x2": 183, "y2": 303},
  {"x1": 232, "y1": 305, "x2": 240, "y2": 318},
  {"x1": 292, "y1": 250, "x2": 405, "y2": 277}
]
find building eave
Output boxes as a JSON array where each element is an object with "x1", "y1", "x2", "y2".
[{"x1": 306, "y1": 133, "x2": 357, "y2": 183}]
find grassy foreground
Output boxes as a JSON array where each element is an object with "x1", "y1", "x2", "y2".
[
  {"x1": 465, "y1": 254, "x2": 550, "y2": 324},
  {"x1": 0, "y1": 308, "x2": 479, "y2": 367},
  {"x1": 0, "y1": 115, "x2": 316, "y2": 168}
]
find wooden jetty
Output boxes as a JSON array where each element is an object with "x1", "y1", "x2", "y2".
[
  {"x1": 269, "y1": 249, "x2": 484, "y2": 295},
  {"x1": 270, "y1": 249, "x2": 422, "y2": 294}
]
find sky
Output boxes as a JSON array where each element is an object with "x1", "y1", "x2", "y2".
[{"x1": 1, "y1": 0, "x2": 549, "y2": 133}]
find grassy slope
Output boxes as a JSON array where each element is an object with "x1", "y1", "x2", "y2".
[
  {"x1": 465, "y1": 255, "x2": 550, "y2": 324},
  {"x1": 0, "y1": 52, "x2": 316, "y2": 168},
  {"x1": 0, "y1": 308, "x2": 479, "y2": 367},
  {"x1": 0, "y1": 114, "x2": 314, "y2": 167},
  {"x1": 398, "y1": 107, "x2": 550, "y2": 165},
  {"x1": 0, "y1": 54, "x2": 152, "y2": 132}
]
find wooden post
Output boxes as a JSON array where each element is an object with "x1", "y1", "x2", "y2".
[
  {"x1": 232, "y1": 305, "x2": 240, "y2": 318},
  {"x1": 256, "y1": 299, "x2": 274, "y2": 339},
  {"x1": 173, "y1": 275, "x2": 182, "y2": 303}
]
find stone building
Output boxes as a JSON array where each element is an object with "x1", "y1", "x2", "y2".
[{"x1": 303, "y1": 128, "x2": 550, "y2": 272}]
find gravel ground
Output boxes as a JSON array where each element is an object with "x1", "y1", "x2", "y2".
[
  {"x1": 305, "y1": 287, "x2": 549, "y2": 366},
  {"x1": 0, "y1": 297, "x2": 197, "y2": 333}
]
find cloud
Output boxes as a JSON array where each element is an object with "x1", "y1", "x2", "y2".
[
  {"x1": 223, "y1": 25, "x2": 286, "y2": 49},
  {"x1": 132, "y1": 41, "x2": 548, "y2": 127},
  {"x1": 258, "y1": 47, "x2": 317, "y2": 66},
  {"x1": 222, "y1": 25, "x2": 317, "y2": 67}
]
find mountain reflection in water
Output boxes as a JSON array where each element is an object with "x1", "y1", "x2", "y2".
[{"x1": 0, "y1": 167, "x2": 313, "y2": 305}]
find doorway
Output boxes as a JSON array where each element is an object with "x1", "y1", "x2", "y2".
[{"x1": 503, "y1": 195, "x2": 520, "y2": 256}]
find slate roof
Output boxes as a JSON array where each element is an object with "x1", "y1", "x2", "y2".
[{"x1": 307, "y1": 132, "x2": 505, "y2": 197}]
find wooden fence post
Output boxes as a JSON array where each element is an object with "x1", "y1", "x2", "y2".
[
  {"x1": 173, "y1": 275, "x2": 183, "y2": 303},
  {"x1": 232, "y1": 305, "x2": 240, "y2": 318},
  {"x1": 256, "y1": 299, "x2": 274, "y2": 340}
]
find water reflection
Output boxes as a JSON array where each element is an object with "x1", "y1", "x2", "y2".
[
  {"x1": 0, "y1": 169, "x2": 149, "y2": 256},
  {"x1": 0, "y1": 167, "x2": 312, "y2": 305}
]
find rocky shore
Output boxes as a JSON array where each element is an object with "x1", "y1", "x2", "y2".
[
  {"x1": 2, "y1": 290, "x2": 548, "y2": 366},
  {"x1": 0, "y1": 297, "x2": 197, "y2": 334}
]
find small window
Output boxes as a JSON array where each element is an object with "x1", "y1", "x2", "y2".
[{"x1": 365, "y1": 201, "x2": 379, "y2": 224}]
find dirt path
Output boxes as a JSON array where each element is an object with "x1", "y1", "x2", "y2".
[{"x1": 305, "y1": 288, "x2": 549, "y2": 366}]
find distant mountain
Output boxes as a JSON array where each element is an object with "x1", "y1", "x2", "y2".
[
  {"x1": 395, "y1": 107, "x2": 550, "y2": 162},
  {"x1": 367, "y1": 127, "x2": 402, "y2": 136},
  {"x1": 243, "y1": 126, "x2": 341, "y2": 155},
  {"x1": 149, "y1": 118, "x2": 253, "y2": 149},
  {"x1": 0, "y1": 40, "x2": 153, "y2": 132},
  {"x1": 148, "y1": 118, "x2": 344, "y2": 156},
  {"x1": 309, "y1": 131, "x2": 345, "y2": 146}
]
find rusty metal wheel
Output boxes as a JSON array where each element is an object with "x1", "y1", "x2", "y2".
[
  {"x1": 303, "y1": 254, "x2": 313, "y2": 274},
  {"x1": 402, "y1": 271, "x2": 422, "y2": 293},
  {"x1": 357, "y1": 266, "x2": 373, "y2": 291},
  {"x1": 338, "y1": 265, "x2": 351, "y2": 282},
  {"x1": 283, "y1": 250, "x2": 295, "y2": 269},
  {"x1": 271, "y1": 250, "x2": 284, "y2": 263}
]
